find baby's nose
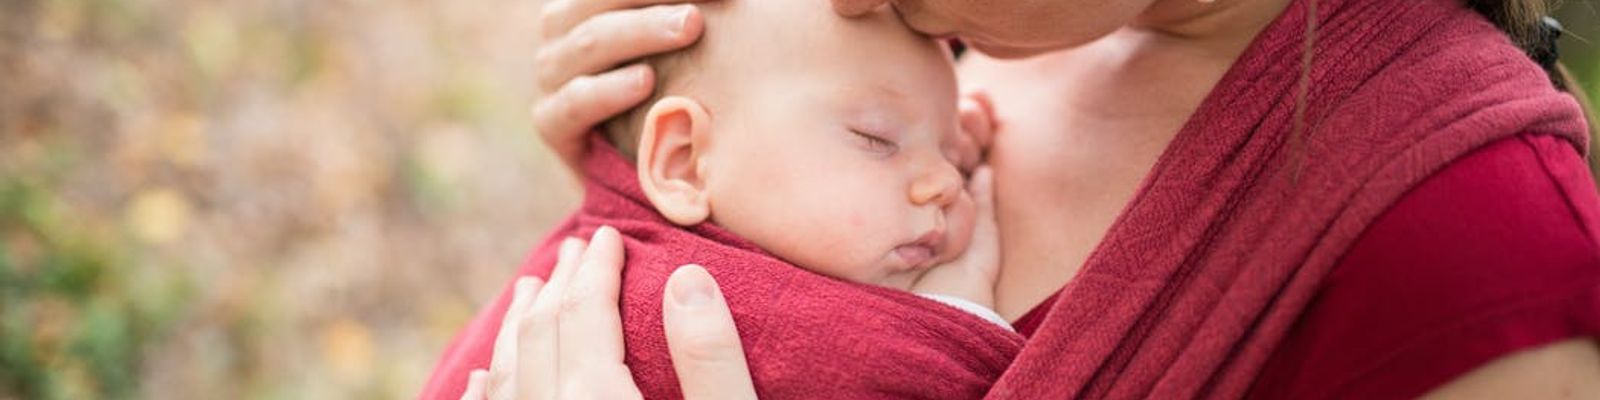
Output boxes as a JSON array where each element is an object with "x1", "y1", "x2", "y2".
[{"x1": 909, "y1": 160, "x2": 963, "y2": 207}]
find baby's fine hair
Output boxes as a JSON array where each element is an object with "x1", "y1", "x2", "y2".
[{"x1": 598, "y1": 31, "x2": 707, "y2": 159}]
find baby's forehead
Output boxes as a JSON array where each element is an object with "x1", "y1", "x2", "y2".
[
  {"x1": 698, "y1": 1, "x2": 939, "y2": 66},
  {"x1": 679, "y1": 2, "x2": 959, "y2": 130}
]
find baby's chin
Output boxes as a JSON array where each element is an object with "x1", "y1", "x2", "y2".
[
  {"x1": 780, "y1": 251, "x2": 909, "y2": 289},
  {"x1": 872, "y1": 247, "x2": 962, "y2": 291},
  {"x1": 786, "y1": 243, "x2": 966, "y2": 291},
  {"x1": 867, "y1": 267, "x2": 922, "y2": 292},
  {"x1": 836, "y1": 253, "x2": 924, "y2": 291}
]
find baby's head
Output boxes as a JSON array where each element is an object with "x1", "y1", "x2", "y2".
[{"x1": 604, "y1": 1, "x2": 971, "y2": 290}]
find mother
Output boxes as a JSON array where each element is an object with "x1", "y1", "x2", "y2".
[{"x1": 427, "y1": 0, "x2": 1600, "y2": 397}]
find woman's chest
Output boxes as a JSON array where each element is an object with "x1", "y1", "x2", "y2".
[{"x1": 956, "y1": 46, "x2": 1225, "y2": 319}]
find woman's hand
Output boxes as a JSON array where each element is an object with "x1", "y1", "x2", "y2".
[
  {"x1": 461, "y1": 227, "x2": 757, "y2": 399},
  {"x1": 532, "y1": 0, "x2": 716, "y2": 169}
]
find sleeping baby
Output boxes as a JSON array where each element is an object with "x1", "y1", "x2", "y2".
[
  {"x1": 436, "y1": 1, "x2": 1024, "y2": 398},
  {"x1": 600, "y1": 0, "x2": 1006, "y2": 328}
]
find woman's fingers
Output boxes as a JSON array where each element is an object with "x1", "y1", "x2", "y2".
[
  {"x1": 534, "y1": 5, "x2": 703, "y2": 94},
  {"x1": 516, "y1": 227, "x2": 641, "y2": 400},
  {"x1": 663, "y1": 264, "x2": 757, "y2": 400},
  {"x1": 486, "y1": 277, "x2": 543, "y2": 399},
  {"x1": 539, "y1": 0, "x2": 713, "y2": 40},
  {"x1": 556, "y1": 227, "x2": 631, "y2": 374},
  {"x1": 461, "y1": 369, "x2": 489, "y2": 400},
  {"x1": 520, "y1": 236, "x2": 588, "y2": 400},
  {"x1": 531, "y1": 1, "x2": 712, "y2": 168},
  {"x1": 532, "y1": 64, "x2": 654, "y2": 169},
  {"x1": 494, "y1": 227, "x2": 749, "y2": 399}
]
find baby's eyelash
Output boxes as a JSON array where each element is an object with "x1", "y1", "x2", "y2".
[{"x1": 851, "y1": 129, "x2": 900, "y2": 155}]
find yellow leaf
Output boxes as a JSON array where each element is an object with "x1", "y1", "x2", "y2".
[
  {"x1": 125, "y1": 188, "x2": 192, "y2": 245},
  {"x1": 320, "y1": 317, "x2": 375, "y2": 384}
]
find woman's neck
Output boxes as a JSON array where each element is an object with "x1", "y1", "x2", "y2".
[
  {"x1": 1128, "y1": 0, "x2": 1296, "y2": 63},
  {"x1": 1055, "y1": 0, "x2": 1296, "y2": 138},
  {"x1": 976, "y1": 0, "x2": 1297, "y2": 320}
]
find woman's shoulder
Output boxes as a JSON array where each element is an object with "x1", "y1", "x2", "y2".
[
  {"x1": 1364, "y1": 1, "x2": 1545, "y2": 89},
  {"x1": 1337, "y1": 133, "x2": 1598, "y2": 268},
  {"x1": 1249, "y1": 133, "x2": 1600, "y2": 399}
]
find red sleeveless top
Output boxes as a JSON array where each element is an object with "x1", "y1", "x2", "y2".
[{"x1": 1010, "y1": 133, "x2": 1600, "y2": 398}]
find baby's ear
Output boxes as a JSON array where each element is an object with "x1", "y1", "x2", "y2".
[{"x1": 637, "y1": 96, "x2": 713, "y2": 226}]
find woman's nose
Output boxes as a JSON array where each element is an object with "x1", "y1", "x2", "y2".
[{"x1": 909, "y1": 160, "x2": 963, "y2": 208}]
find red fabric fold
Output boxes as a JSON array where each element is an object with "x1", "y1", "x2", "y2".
[
  {"x1": 421, "y1": 137, "x2": 1024, "y2": 399},
  {"x1": 987, "y1": 0, "x2": 1591, "y2": 398}
]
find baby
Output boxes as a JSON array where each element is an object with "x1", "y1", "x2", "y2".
[
  {"x1": 601, "y1": 0, "x2": 1003, "y2": 325},
  {"x1": 423, "y1": 2, "x2": 1023, "y2": 398}
]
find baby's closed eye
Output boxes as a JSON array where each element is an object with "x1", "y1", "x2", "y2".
[{"x1": 850, "y1": 128, "x2": 900, "y2": 156}]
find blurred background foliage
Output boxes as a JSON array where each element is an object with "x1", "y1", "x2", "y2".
[
  {"x1": 0, "y1": 0, "x2": 1595, "y2": 399},
  {"x1": 2, "y1": 0, "x2": 575, "y2": 398}
]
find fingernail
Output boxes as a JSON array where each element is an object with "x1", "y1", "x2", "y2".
[
  {"x1": 559, "y1": 237, "x2": 584, "y2": 258},
  {"x1": 668, "y1": 5, "x2": 693, "y2": 36},
  {"x1": 669, "y1": 265, "x2": 716, "y2": 309},
  {"x1": 592, "y1": 225, "x2": 617, "y2": 243},
  {"x1": 582, "y1": 226, "x2": 620, "y2": 260}
]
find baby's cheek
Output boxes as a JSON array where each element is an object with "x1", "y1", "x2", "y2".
[
  {"x1": 847, "y1": 211, "x2": 867, "y2": 230},
  {"x1": 815, "y1": 210, "x2": 888, "y2": 282},
  {"x1": 768, "y1": 204, "x2": 870, "y2": 276}
]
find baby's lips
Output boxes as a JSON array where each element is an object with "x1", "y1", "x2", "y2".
[
  {"x1": 894, "y1": 228, "x2": 947, "y2": 269},
  {"x1": 893, "y1": 244, "x2": 937, "y2": 270}
]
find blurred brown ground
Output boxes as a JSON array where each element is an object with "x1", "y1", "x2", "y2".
[{"x1": 0, "y1": 0, "x2": 1595, "y2": 399}]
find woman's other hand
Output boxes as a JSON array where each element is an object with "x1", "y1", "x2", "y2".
[
  {"x1": 532, "y1": 0, "x2": 714, "y2": 169},
  {"x1": 461, "y1": 227, "x2": 756, "y2": 399}
]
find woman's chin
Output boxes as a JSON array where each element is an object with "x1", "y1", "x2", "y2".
[{"x1": 964, "y1": 39, "x2": 1056, "y2": 59}]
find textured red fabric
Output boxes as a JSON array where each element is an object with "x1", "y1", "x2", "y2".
[
  {"x1": 419, "y1": 138, "x2": 1024, "y2": 399},
  {"x1": 985, "y1": 0, "x2": 1591, "y2": 397},
  {"x1": 1010, "y1": 292, "x2": 1057, "y2": 338},
  {"x1": 1245, "y1": 133, "x2": 1600, "y2": 399}
]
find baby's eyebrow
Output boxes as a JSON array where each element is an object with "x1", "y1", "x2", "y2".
[
  {"x1": 836, "y1": 84, "x2": 912, "y2": 105},
  {"x1": 836, "y1": 86, "x2": 915, "y2": 121}
]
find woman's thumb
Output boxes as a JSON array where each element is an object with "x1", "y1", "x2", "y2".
[{"x1": 663, "y1": 264, "x2": 758, "y2": 400}]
